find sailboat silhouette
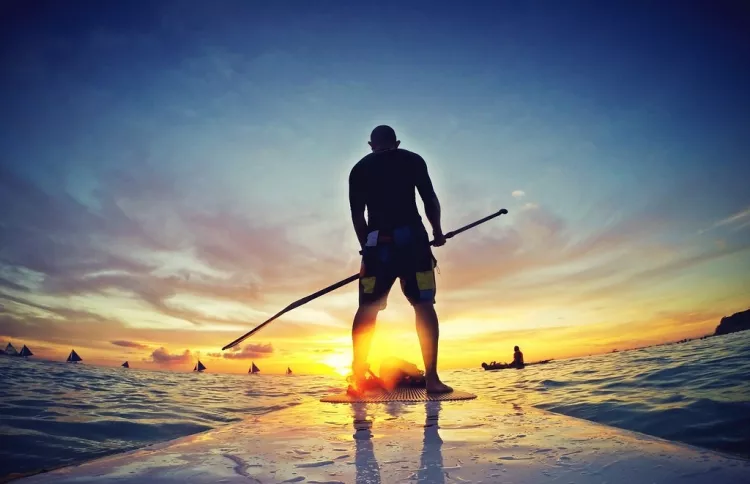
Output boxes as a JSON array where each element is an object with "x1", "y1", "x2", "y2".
[
  {"x1": 286, "y1": 366, "x2": 292, "y2": 375},
  {"x1": 249, "y1": 362, "x2": 260, "y2": 374},
  {"x1": 122, "y1": 361, "x2": 130, "y2": 368},
  {"x1": 5, "y1": 343, "x2": 18, "y2": 356},
  {"x1": 19, "y1": 345, "x2": 33, "y2": 357},
  {"x1": 193, "y1": 360, "x2": 206, "y2": 372},
  {"x1": 66, "y1": 349, "x2": 82, "y2": 363}
]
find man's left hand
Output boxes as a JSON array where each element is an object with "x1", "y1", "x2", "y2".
[{"x1": 432, "y1": 231, "x2": 447, "y2": 247}]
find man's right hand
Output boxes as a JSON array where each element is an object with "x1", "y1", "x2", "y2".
[{"x1": 432, "y1": 231, "x2": 447, "y2": 247}]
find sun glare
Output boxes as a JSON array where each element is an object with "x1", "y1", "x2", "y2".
[{"x1": 321, "y1": 353, "x2": 352, "y2": 376}]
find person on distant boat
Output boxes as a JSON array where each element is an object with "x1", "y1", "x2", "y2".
[
  {"x1": 348, "y1": 125, "x2": 451, "y2": 394},
  {"x1": 510, "y1": 346, "x2": 525, "y2": 369}
]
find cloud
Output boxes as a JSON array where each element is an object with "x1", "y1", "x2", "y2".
[
  {"x1": 0, "y1": 276, "x2": 30, "y2": 292},
  {"x1": 208, "y1": 343, "x2": 274, "y2": 360},
  {"x1": 0, "y1": 293, "x2": 130, "y2": 349},
  {"x1": 428, "y1": 201, "x2": 750, "y2": 321},
  {"x1": 148, "y1": 347, "x2": 193, "y2": 365},
  {"x1": 512, "y1": 190, "x2": 526, "y2": 198},
  {"x1": 0, "y1": 289, "x2": 333, "y2": 355},
  {"x1": 714, "y1": 207, "x2": 750, "y2": 231},
  {"x1": 111, "y1": 340, "x2": 150, "y2": 349},
  {"x1": 698, "y1": 206, "x2": 750, "y2": 235},
  {"x1": 0, "y1": 164, "x2": 350, "y2": 335},
  {"x1": 223, "y1": 343, "x2": 274, "y2": 359}
]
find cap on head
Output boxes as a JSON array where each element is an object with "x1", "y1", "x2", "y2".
[{"x1": 369, "y1": 125, "x2": 398, "y2": 150}]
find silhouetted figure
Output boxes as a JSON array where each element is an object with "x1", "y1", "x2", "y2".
[
  {"x1": 348, "y1": 125, "x2": 450, "y2": 394},
  {"x1": 510, "y1": 345, "x2": 525, "y2": 369}
]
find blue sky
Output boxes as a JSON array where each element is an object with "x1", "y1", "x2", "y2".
[{"x1": 1, "y1": 0, "x2": 748, "y2": 372}]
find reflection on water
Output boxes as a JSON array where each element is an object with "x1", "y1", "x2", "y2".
[
  {"x1": 351, "y1": 401, "x2": 446, "y2": 484},
  {"x1": 352, "y1": 403, "x2": 380, "y2": 484},
  {"x1": 419, "y1": 402, "x2": 444, "y2": 484}
]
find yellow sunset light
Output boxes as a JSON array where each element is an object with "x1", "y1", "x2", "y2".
[{"x1": 321, "y1": 352, "x2": 352, "y2": 376}]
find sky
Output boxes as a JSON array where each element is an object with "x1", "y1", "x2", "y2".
[{"x1": 1, "y1": 0, "x2": 748, "y2": 375}]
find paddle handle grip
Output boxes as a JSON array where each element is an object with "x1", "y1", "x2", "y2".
[{"x1": 437, "y1": 208, "x2": 508, "y2": 243}]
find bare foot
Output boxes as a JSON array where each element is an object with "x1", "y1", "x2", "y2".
[{"x1": 426, "y1": 380, "x2": 453, "y2": 394}]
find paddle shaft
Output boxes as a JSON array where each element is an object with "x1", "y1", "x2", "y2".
[{"x1": 221, "y1": 208, "x2": 508, "y2": 351}]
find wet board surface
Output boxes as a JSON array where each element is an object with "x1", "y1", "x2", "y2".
[
  {"x1": 321, "y1": 387, "x2": 477, "y2": 403},
  {"x1": 17, "y1": 396, "x2": 750, "y2": 483}
]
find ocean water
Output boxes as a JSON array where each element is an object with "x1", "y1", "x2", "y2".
[{"x1": 1, "y1": 331, "x2": 749, "y2": 480}]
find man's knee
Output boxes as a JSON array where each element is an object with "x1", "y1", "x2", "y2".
[
  {"x1": 358, "y1": 295, "x2": 387, "y2": 312},
  {"x1": 355, "y1": 302, "x2": 382, "y2": 320},
  {"x1": 413, "y1": 301, "x2": 437, "y2": 317}
]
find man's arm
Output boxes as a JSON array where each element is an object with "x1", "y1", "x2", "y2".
[
  {"x1": 348, "y1": 167, "x2": 369, "y2": 249},
  {"x1": 414, "y1": 156, "x2": 445, "y2": 244}
]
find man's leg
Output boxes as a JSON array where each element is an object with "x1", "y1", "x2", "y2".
[
  {"x1": 352, "y1": 243, "x2": 395, "y2": 389},
  {"x1": 351, "y1": 303, "x2": 380, "y2": 382},
  {"x1": 399, "y1": 228, "x2": 452, "y2": 394},
  {"x1": 414, "y1": 303, "x2": 452, "y2": 393}
]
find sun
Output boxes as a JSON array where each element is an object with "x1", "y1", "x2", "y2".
[{"x1": 321, "y1": 353, "x2": 352, "y2": 376}]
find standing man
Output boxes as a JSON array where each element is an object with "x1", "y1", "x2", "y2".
[{"x1": 348, "y1": 125, "x2": 452, "y2": 394}]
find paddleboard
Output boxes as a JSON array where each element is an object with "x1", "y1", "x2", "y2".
[
  {"x1": 15, "y1": 394, "x2": 750, "y2": 483},
  {"x1": 321, "y1": 387, "x2": 476, "y2": 403}
]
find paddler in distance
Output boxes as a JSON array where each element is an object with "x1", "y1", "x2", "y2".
[{"x1": 347, "y1": 125, "x2": 452, "y2": 394}]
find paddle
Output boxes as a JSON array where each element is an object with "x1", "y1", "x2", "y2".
[{"x1": 221, "y1": 208, "x2": 509, "y2": 351}]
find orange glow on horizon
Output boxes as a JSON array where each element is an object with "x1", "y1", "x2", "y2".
[{"x1": 3, "y1": 302, "x2": 740, "y2": 376}]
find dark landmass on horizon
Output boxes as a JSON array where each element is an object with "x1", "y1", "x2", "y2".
[{"x1": 714, "y1": 308, "x2": 750, "y2": 336}]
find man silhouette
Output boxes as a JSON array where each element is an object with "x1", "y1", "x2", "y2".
[{"x1": 348, "y1": 125, "x2": 452, "y2": 394}]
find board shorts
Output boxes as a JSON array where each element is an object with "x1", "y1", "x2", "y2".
[{"x1": 358, "y1": 224, "x2": 437, "y2": 309}]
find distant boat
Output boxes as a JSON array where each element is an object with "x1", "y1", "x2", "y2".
[
  {"x1": 249, "y1": 362, "x2": 260, "y2": 374},
  {"x1": 66, "y1": 349, "x2": 82, "y2": 363},
  {"x1": 193, "y1": 360, "x2": 206, "y2": 372},
  {"x1": 122, "y1": 361, "x2": 130, "y2": 368},
  {"x1": 286, "y1": 366, "x2": 292, "y2": 375},
  {"x1": 18, "y1": 345, "x2": 33, "y2": 357},
  {"x1": 481, "y1": 359, "x2": 552, "y2": 371},
  {"x1": 5, "y1": 343, "x2": 18, "y2": 356}
]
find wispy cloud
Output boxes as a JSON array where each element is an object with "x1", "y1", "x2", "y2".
[
  {"x1": 714, "y1": 207, "x2": 750, "y2": 231},
  {"x1": 699, "y1": 206, "x2": 750, "y2": 234},
  {"x1": 111, "y1": 340, "x2": 150, "y2": 350},
  {"x1": 512, "y1": 190, "x2": 526, "y2": 198},
  {"x1": 0, "y1": 164, "x2": 348, "y2": 335}
]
